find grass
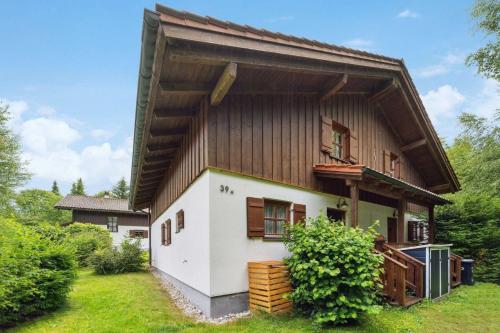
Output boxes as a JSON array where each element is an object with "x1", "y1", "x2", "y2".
[{"x1": 7, "y1": 270, "x2": 500, "y2": 333}]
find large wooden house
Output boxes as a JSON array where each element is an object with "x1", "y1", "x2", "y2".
[{"x1": 129, "y1": 5, "x2": 460, "y2": 317}]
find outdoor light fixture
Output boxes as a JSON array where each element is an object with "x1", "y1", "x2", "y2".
[{"x1": 337, "y1": 198, "x2": 348, "y2": 210}]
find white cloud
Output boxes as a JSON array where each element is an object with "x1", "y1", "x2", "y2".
[
  {"x1": 91, "y1": 129, "x2": 115, "y2": 140},
  {"x1": 21, "y1": 117, "x2": 81, "y2": 153},
  {"x1": 4, "y1": 100, "x2": 132, "y2": 192},
  {"x1": 421, "y1": 85, "x2": 465, "y2": 123},
  {"x1": 1, "y1": 99, "x2": 28, "y2": 129},
  {"x1": 415, "y1": 52, "x2": 465, "y2": 78},
  {"x1": 397, "y1": 9, "x2": 419, "y2": 19},
  {"x1": 344, "y1": 38, "x2": 373, "y2": 51}
]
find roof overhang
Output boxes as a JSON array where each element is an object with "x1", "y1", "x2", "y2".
[
  {"x1": 129, "y1": 4, "x2": 460, "y2": 209},
  {"x1": 314, "y1": 164, "x2": 451, "y2": 205}
]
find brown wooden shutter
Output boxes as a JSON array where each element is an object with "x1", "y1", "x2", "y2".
[
  {"x1": 247, "y1": 197, "x2": 264, "y2": 237},
  {"x1": 383, "y1": 150, "x2": 391, "y2": 175},
  {"x1": 293, "y1": 203, "x2": 306, "y2": 225},
  {"x1": 398, "y1": 159, "x2": 405, "y2": 180},
  {"x1": 321, "y1": 115, "x2": 333, "y2": 153},
  {"x1": 407, "y1": 221, "x2": 417, "y2": 242},
  {"x1": 418, "y1": 222, "x2": 424, "y2": 241},
  {"x1": 161, "y1": 223, "x2": 166, "y2": 245},
  {"x1": 176, "y1": 209, "x2": 184, "y2": 232},
  {"x1": 347, "y1": 130, "x2": 358, "y2": 163},
  {"x1": 166, "y1": 219, "x2": 172, "y2": 245}
]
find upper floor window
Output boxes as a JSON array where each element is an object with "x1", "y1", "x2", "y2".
[
  {"x1": 129, "y1": 230, "x2": 148, "y2": 238},
  {"x1": 321, "y1": 115, "x2": 358, "y2": 163},
  {"x1": 107, "y1": 216, "x2": 118, "y2": 232},
  {"x1": 264, "y1": 200, "x2": 290, "y2": 238},
  {"x1": 384, "y1": 150, "x2": 401, "y2": 179}
]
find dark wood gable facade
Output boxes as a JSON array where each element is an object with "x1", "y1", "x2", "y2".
[{"x1": 130, "y1": 5, "x2": 460, "y2": 240}]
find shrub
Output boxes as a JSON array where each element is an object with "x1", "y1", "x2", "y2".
[
  {"x1": 0, "y1": 219, "x2": 76, "y2": 327},
  {"x1": 65, "y1": 222, "x2": 112, "y2": 266},
  {"x1": 284, "y1": 215, "x2": 383, "y2": 326},
  {"x1": 90, "y1": 238, "x2": 145, "y2": 275}
]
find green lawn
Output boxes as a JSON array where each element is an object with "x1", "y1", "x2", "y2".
[{"x1": 7, "y1": 270, "x2": 500, "y2": 333}]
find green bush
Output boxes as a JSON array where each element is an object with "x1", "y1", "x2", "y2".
[
  {"x1": 0, "y1": 219, "x2": 76, "y2": 327},
  {"x1": 65, "y1": 222, "x2": 112, "y2": 267},
  {"x1": 90, "y1": 238, "x2": 145, "y2": 275},
  {"x1": 284, "y1": 215, "x2": 383, "y2": 326}
]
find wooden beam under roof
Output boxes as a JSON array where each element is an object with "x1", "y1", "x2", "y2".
[
  {"x1": 150, "y1": 127, "x2": 186, "y2": 138},
  {"x1": 144, "y1": 155, "x2": 173, "y2": 165},
  {"x1": 211, "y1": 62, "x2": 237, "y2": 106},
  {"x1": 401, "y1": 139, "x2": 427, "y2": 152},
  {"x1": 320, "y1": 74, "x2": 348, "y2": 102},
  {"x1": 429, "y1": 184, "x2": 450, "y2": 193},
  {"x1": 367, "y1": 78, "x2": 399, "y2": 103},
  {"x1": 154, "y1": 108, "x2": 197, "y2": 119},
  {"x1": 147, "y1": 142, "x2": 179, "y2": 152}
]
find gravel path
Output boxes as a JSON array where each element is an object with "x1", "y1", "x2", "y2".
[{"x1": 153, "y1": 271, "x2": 251, "y2": 324}]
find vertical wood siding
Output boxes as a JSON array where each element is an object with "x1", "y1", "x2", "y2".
[
  {"x1": 151, "y1": 99, "x2": 209, "y2": 220},
  {"x1": 207, "y1": 94, "x2": 426, "y2": 191}
]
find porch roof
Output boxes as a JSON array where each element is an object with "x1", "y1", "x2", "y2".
[{"x1": 314, "y1": 164, "x2": 451, "y2": 205}]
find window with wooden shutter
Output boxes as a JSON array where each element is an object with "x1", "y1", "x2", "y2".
[
  {"x1": 383, "y1": 150, "x2": 391, "y2": 175},
  {"x1": 176, "y1": 209, "x2": 184, "y2": 233},
  {"x1": 346, "y1": 130, "x2": 358, "y2": 163},
  {"x1": 247, "y1": 197, "x2": 264, "y2": 237},
  {"x1": 166, "y1": 219, "x2": 172, "y2": 245},
  {"x1": 264, "y1": 200, "x2": 290, "y2": 238},
  {"x1": 161, "y1": 223, "x2": 166, "y2": 245},
  {"x1": 293, "y1": 203, "x2": 306, "y2": 225},
  {"x1": 408, "y1": 221, "x2": 418, "y2": 242},
  {"x1": 321, "y1": 115, "x2": 333, "y2": 153},
  {"x1": 129, "y1": 230, "x2": 148, "y2": 238}
]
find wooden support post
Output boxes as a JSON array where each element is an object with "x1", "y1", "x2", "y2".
[
  {"x1": 349, "y1": 181, "x2": 359, "y2": 228},
  {"x1": 211, "y1": 62, "x2": 237, "y2": 106},
  {"x1": 428, "y1": 204, "x2": 435, "y2": 244},
  {"x1": 397, "y1": 198, "x2": 406, "y2": 243}
]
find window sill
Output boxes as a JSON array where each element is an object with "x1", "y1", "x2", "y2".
[{"x1": 263, "y1": 236, "x2": 285, "y2": 242}]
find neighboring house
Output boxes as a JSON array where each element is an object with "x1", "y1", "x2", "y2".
[
  {"x1": 55, "y1": 195, "x2": 149, "y2": 249},
  {"x1": 129, "y1": 5, "x2": 460, "y2": 317}
]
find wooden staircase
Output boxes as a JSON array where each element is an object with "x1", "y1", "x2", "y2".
[{"x1": 377, "y1": 244, "x2": 425, "y2": 307}]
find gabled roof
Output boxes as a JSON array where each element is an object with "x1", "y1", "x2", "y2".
[
  {"x1": 55, "y1": 195, "x2": 147, "y2": 215},
  {"x1": 129, "y1": 4, "x2": 460, "y2": 209}
]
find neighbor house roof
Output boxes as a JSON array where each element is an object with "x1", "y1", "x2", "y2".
[{"x1": 55, "y1": 195, "x2": 147, "y2": 215}]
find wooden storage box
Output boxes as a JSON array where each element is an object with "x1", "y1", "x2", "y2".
[{"x1": 247, "y1": 261, "x2": 292, "y2": 313}]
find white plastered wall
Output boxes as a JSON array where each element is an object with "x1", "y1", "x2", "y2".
[
  {"x1": 208, "y1": 169, "x2": 400, "y2": 297},
  {"x1": 95, "y1": 224, "x2": 149, "y2": 249},
  {"x1": 150, "y1": 171, "x2": 211, "y2": 296}
]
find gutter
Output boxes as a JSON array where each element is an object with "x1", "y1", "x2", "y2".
[{"x1": 129, "y1": 9, "x2": 160, "y2": 209}]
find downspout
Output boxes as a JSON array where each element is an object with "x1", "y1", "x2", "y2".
[{"x1": 137, "y1": 208, "x2": 152, "y2": 267}]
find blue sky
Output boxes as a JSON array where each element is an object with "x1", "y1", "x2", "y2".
[{"x1": 0, "y1": 0, "x2": 497, "y2": 195}]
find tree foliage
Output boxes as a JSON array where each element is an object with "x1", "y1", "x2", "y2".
[
  {"x1": 436, "y1": 112, "x2": 500, "y2": 283},
  {"x1": 111, "y1": 177, "x2": 129, "y2": 199},
  {"x1": 51, "y1": 180, "x2": 60, "y2": 196},
  {"x1": 0, "y1": 104, "x2": 30, "y2": 216},
  {"x1": 466, "y1": 0, "x2": 500, "y2": 80},
  {"x1": 70, "y1": 178, "x2": 86, "y2": 195},
  {"x1": 284, "y1": 216, "x2": 382, "y2": 326},
  {"x1": 0, "y1": 219, "x2": 76, "y2": 327},
  {"x1": 14, "y1": 189, "x2": 70, "y2": 225}
]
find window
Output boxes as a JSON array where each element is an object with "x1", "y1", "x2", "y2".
[
  {"x1": 176, "y1": 209, "x2": 184, "y2": 233},
  {"x1": 321, "y1": 116, "x2": 358, "y2": 163},
  {"x1": 331, "y1": 123, "x2": 348, "y2": 160},
  {"x1": 408, "y1": 221, "x2": 426, "y2": 242},
  {"x1": 390, "y1": 153, "x2": 400, "y2": 178},
  {"x1": 384, "y1": 150, "x2": 401, "y2": 179},
  {"x1": 327, "y1": 207, "x2": 345, "y2": 223},
  {"x1": 129, "y1": 230, "x2": 148, "y2": 238},
  {"x1": 107, "y1": 217, "x2": 118, "y2": 232},
  {"x1": 161, "y1": 219, "x2": 171, "y2": 246},
  {"x1": 264, "y1": 201, "x2": 290, "y2": 238}
]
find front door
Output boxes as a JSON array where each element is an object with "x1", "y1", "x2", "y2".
[{"x1": 387, "y1": 217, "x2": 397, "y2": 243}]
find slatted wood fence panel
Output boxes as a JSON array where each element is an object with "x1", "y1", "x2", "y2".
[{"x1": 247, "y1": 261, "x2": 292, "y2": 313}]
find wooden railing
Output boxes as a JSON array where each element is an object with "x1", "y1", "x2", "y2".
[
  {"x1": 378, "y1": 250, "x2": 408, "y2": 306},
  {"x1": 382, "y1": 244, "x2": 425, "y2": 298},
  {"x1": 450, "y1": 254, "x2": 462, "y2": 287}
]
